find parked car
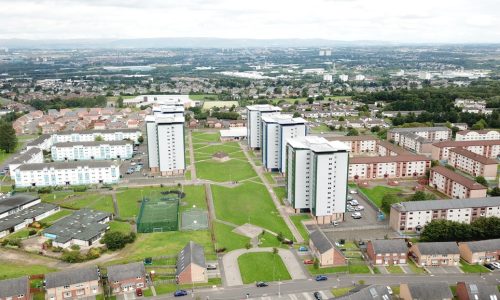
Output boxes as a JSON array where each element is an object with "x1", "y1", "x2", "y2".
[
  {"x1": 207, "y1": 264, "x2": 217, "y2": 270},
  {"x1": 174, "y1": 290, "x2": 188, "y2": 297},
  {"x1": 331, "y1": 221, "x2": 339, "y2": 226},
  {"x1": 349, "y1": 200, "x2": 359, "y2": 206},
  {"x1": 304, "y1": 259, "x2": 314, "y2": 265},
  {"x1": 350, "y1": 189, "x2": 358, "y2": 194},
  {"x1": 313, "y1": 292, "x2": 323, "y2": 300},
  {"x1": 347, "y1": 195, "x2": 353, "y2": 201},
  {"x1": 315, "y1": 275, "x2": 328, "y2": 282},
  {"x1": 256, "y1": 281, "x2": 268, "y2": 287},
  {"x1": 491, "y1": 262, "x2": 500, "y2": 269},
  {"x1": 351, "y1": 212, "x2": 362, "y2": 219},
  {"x1": 387, "y1": 286, "x2": 393, "y2": 295},
  {"x1": 346, "y1": 205, "x2": 355, "y2": 212},
  {"x1": 355, "y1": 205, "x2": 364, "y2": 211},
  {"x1": 298, "y1": 246, "x2": 308, "y2": 252},
  {"x1": 484, "y1": 263, "x2": 496, "y2": 270},
  {"x1": 136, "y1": 288, "x2": 143, "y2": 297}
]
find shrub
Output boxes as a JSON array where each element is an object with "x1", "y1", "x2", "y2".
[
  {"x1": 61, "y1": 250, "x2": 84, "y2": 263},
  {"x1": 37, "y1": 187, "x2": 53, "y2": 194},
  {"x1": 70, "y1": 244, "x2": 81, "y2": 251},
  {"x1": 86, "y1": 248, "x2": 101, "y2": 260},
  {"x1": 72, "y1": 186, "x2": 88, "y2": 192},
  {"x1": 28, "y1": 229, "x2": 37, "y2": 236},
  {"x1": 101, "y1": 231, "x2": 136, "y2": 251}
]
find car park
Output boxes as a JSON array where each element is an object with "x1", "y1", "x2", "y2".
[
  {"x1": 315, "y1": 275, "x2": 327, "y2": 281},
  {"x1": 313, "y1": 292, "x2": 323, "y2": 300},
  {"x1": 346, "y1": 205, "x2": 355, "y2": 212},
  {"x1": 349, "y1": 200, "x2": 359, "y2": 206},
  {"x1": 174, "y1": 290, "x2": 188, "y2": 297},
  {"x1": 256, "y1": 281, "x2": 268, "y2": 287},
  {"x1": 351, "y1": 212, "x2": 362, "y2": 219}
]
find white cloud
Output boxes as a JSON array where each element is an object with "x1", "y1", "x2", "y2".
[{"x1": 0, "y1": 0, "x2": 498, "y2": 42}]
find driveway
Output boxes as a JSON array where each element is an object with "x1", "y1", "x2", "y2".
[
  {"x1": 117, "y1": 292, "x2": 136, "y2": 300},
  {"x1": 426, "y1": 266, "x2": 462, "y2": 274},
  {"x1": 222, "y1": 248, "x2": 307, "y2": 287}
]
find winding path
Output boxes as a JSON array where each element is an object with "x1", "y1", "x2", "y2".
[{"x1": 221, "y1": 247, "x2": 307, "y2": 287}]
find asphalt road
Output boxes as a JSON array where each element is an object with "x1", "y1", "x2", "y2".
[{"x1": 147, "y1": 273, "x2": 500, "y2": 300}]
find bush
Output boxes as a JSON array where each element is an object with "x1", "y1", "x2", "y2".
[
  {"x1": 61, "y1": 250, "x2": 84, "y2": 263},
  {"x1": 28, "y1": 229, "x2": 37, "y2": 236},
  {"x1": 86, "y1": 248, "x2": 101, "y2": 260},
  {"x1": 101, "y1": 231, "x2": 136, "y2": 251},
  {"x1": 37, "y1": 187, "x2": 53, "y2": 194},
  {"x1": 3, "y1": 239, "x2": 22, "y2": 247},
  {"x1": 70, "y1": 244, "x2": 81, "y2": 251},
  {"x1": 52, "y1": 246, "x2": 63, "y2": 253},
  {"x1": 72, "y1": 186, "x2": 88, "y2": 192}
]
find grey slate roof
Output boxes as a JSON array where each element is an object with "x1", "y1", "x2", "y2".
[
  {"x1": 0, "y1": 276, "x2": 28, "y2": 298},
  {"x1": 44, "y1": 209, "x2": 111, "y2": 244},
  {"x1": 45, "y1": 266, "x2": 99, "y2": 289},
  {"x1": 0, "y1": 194, "x2": 39, "y2": 215},
  {"x1": 461, "y1": 282, "x2": 500, "y2": 300},
  {"x1": 25, "y1": 134, "x2": 51, "y2": 147},
  {"x1": 176, "y1": 241, "x2": 206, "y2": 276},
  {"x1": 336, "y1": 285, "x2": 394, "y2": 300},
  {"x1": 10, "y1": 147, "x2": 42, "y2": 164},
  {"x1": 392, "y1": 196, "x2": 500, "y2": 212},
  {"x1": 406, "y1": 282, "x2": 453, "y2": 300},
  {"x1": 463, "y1": 239, "x2": 500, "y2": 253},
  {"x1": 389, "y1": 127, "x2": 450, "y2": 133},
  {"x1": 309, "y1": 230, "x2": 334, "y2": 254},
  {"x1": 415, "y1": 242, "x2": 460, "y2": 255},
  {"x1": 107, "y1": 262, "x2": 146, "y2": 283},
  {"x1": 17, "y1": 160, "x2": 117, "y2": 171},
  {"x1": 0, "y1": 203, "x2": 59, "y2": 232},
  {"x1": 52, "y1": 140, "x2": 133, "y2": 148},
  {"x1": 370, "y1": 239, "x2": 407, "y2": 254},
  {"x1": 55, "y1": 128, "x2": 140, "y2": 135}
]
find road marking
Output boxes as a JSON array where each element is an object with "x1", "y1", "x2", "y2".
[
  {"x1": 319, "y1": 291, "x2": 328, "y2": 299},
  {"x1": 289, "y1": 294, "x2": 298, "y2": 300},
  {"x1": 302, "y1": 292, "x2": 313, "y2": 300}
]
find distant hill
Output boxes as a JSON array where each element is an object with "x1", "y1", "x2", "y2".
[{"x1": 0, "y1": 37, "x2": 393, "y2": 49}]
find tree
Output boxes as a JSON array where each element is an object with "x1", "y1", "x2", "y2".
[
  {"x1": 117, "y1": 96, "x2": 124, "y2": 108},
  {"x1": 370, "y1": 126, "x2": 380, "y2": 133},
  {"x1": 338, "y1": 116, "x2": 345, "y2": 122},
  {"x1": 101, "y1": 231, "x2": 135, "y2": 250},
  {"x1": 272, "y1": 247, "x2": 279, "y2": 255},
  {"x1": 94, "y1": 135, "x2": 103, "y2": 142},
  {"x1": 381, "y1": 194, "x2": 399, "y2": 213},
  {"x1": 346, "y1": 128, "x2": 359, "y2": 136},
  {"x1": 0, "y1": 122, "x2": 17, "y2": 153},
  {"x1": 292, "y1": 112, "x2": 301, "y2": 118},
  {"x1": 489, "y1": 187, "x2": 500, "y2": 196},
  {"x1": 409, "y1": 191, "x2": 434, "y2": 202},
  {"x1": 475, "y1": 176, "x2": 488, "y2": 187},
  {"x1": 138, "y1": 136, "x2": 144, "y2": 144}
]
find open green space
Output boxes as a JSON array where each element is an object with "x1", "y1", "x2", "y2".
[
  {"x1": 7, "y1": 228, "x2": 33, "y2": 239},
  {"x1": 202, "y1": 101, "x2": 238, "y2": 109},
  {"x1": 188, "y1": 94, "x2": 218, "y2": 101},
  {"x1": 238, "y1": 252, "x2": 291, "y2": 284},
  {"x1": 196, "y1": 159, "x2": 256, "y2": 182},
  {"x1": 194, "y1": 143, "x2": 245, "y2": 160},
  {"x1": 191, "y1": 131, "x2": 221, "y2": 143},
  {"x1": 0, "y1": 261, "x2": 57, "y2": 280},
  {"x1": 0, "y1": 135, "x2": 37, "y2": 165},
  {"x1": 109, "y1": 220, "x2": 132, "y2": 234},
  {"x1": 460, "y1": 261, "x2": 489, "y2": 273},
  {"x1": 62, "y1": 194, "x2": 114, "y2": 213},
  {"x1": 386, "y1": 265, "x2": 404, "y2": 274},
  {"x1": 310, "y1": 123, "x2": 332, "y2": 133},
  {"x1": 359, "y1": 186, "x2": 404, "y2": 207},
  {"x1": 212, "y1": 182, "x2": 292, "y2": 240},
  {"x1": 107, "y1": 230, "x2": 215, "y2": 265},
  {"x1": 40, "y1": 209, "x2": 73, "y2": 225},
  {"x1": 289, "y1": 215, "x2": 311, "y2": 242},
  {"x1": 273, "y1": 187, "x2": 286, "y2": 205},
  {"x1": 213, "y1": 221, "x2": 250, "y2": 251},
  {"x1": 264, "y1": 172, "x2": 275, "y2": 184}
]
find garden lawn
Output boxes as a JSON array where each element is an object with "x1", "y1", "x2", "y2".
[
  {"x1": 359, "y1": 186, "x2": 403, "y2": 207},
  {"x1": 386, "y1": 265, "x2": 404, "y2": 274},
  {"x1": 0, "y1": 261, "x2": 56, "y2": 280},
  {"x1": 214, "y1": 222, "x2": 250, "y2": 251},
  {"x1": 348, "y1": 264, "x2": 371, "y2": 274},
  {"x1": 307, "y1": 265, "x2": 348, "y2": 275},
  {"x1": 290, "y1": 215, "x2": 311, "y2": 242},
  {"x1": 238, "y1": 252, "x2": 291, "y2": 283},
  {"x1": 107, "y1": 230, "x2": 215, "y2": 265},
  {"x1": 460, "y1": 261, "x2": 489, "y2": 273},
  {"x1": 212, "y1": 182, "x2": 292, "y2": 240},
  {"x1": 407, "y1": 259, "x2": 426, "y2": 274}
]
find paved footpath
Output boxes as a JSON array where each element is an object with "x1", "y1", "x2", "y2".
[
  {"x1": 187, "y1": 130, "x2": 197, "y2": 180},
  {"x1": 222, "y1": 247, "x2": 307, "y2": 287},
  {"x1": 239, "y1": 143, "x2": 304, "y2": 244}
]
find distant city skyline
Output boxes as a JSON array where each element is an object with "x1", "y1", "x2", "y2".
[{"x1": 0, "y1": 0, "x2": 499, "y2": 43}]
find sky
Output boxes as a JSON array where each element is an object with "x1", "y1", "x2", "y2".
[{"x1": 0, "y1": 0, "x2": 499, "y2": 43}]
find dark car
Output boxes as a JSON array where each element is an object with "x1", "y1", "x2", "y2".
[
  {"x1": 174, "y1": 290, "x2": 188, "y2": 297},
  {"x1": 136, "y1": 288, "x2": 143, "y2": 297},
  {"x1": 313, "y1": 292, "x2": 323, "y2": 300},
  {"x1": 256, "y1": 281, "x2": 269, "y2": 287},
  {"x1": 484, "y1": 263, "x2": 496, "y2": 271},
  {"x1": 315, "y1": 275, "x2": 327, "y2": 281}
]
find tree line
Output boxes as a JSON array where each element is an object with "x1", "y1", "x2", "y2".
[
  {"x1": 420, "y1": 217, "x2": 500, "y2": 242},
  {"x1": 29, "y1": 95, "x2": 107, "y2": 111}
]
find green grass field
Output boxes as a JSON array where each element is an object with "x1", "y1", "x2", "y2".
[
  {"x1": 359, "y1": 186, "x2": 403, "y2": 207},
  {"x1": 211, "y1": 182, "x2": 292, "y2": 240},
  {"x1": 214, "y1": 221, "x2": 250, "y2": 251},
  {"x1": 273, "y1": 187, "x2": 286, "y2": 205},
  {"x1": 289, "y1": 215, "x2": 311, "y2": 242},
  {"x1": 307, "y1": 265, "x2": 348, "y2": 275},
  {"x1": 202, "y1": 101, "x2": 239, "y2": 109},
  {"x1": 152, "y1": 278, "x2": 221, "y2": 295},
  {"x1": 62, "y1": 194, "x2": 114, "y2": 213},
  {"x1": 191, "y1": 131, "x2": 221, "y2": 143},
  {"x1": 460, "y1": 261, "x2": 489, "y2": 273},
  {"x1": 0, "y1": 261, "x2": 57, "y2": 280},
  {"x1": 188, "y1": 94, "x2": 218, "y2": 101},
  {"x1": 238, "y1": 252, "x2": 291, "y2": 283},
  {"x1": 196, "y1": 159, "x2": 256, "y2": 182},
  {"x1": 40, "y1": 209, "x2": 73, "y2": 225},
  {"x1": 310, "y1": 123, "x2": 332, "y2": 133},
  {"x1": 109, "y1": 220, "x2": 132, "y2": 234},
  {"x1": 107, "y1": 230, "x2": 215, "y2": 265}
]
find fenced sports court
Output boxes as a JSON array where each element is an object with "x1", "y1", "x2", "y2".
[
  {"x1": 136, "y1": 190, "x2": 184, "y2": 233},
  {"x1": 180, "y1": 208, "x2": 208, "y2": 231}
]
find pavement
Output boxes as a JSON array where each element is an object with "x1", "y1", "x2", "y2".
[{"x1": 222, "y1": 248, "x2": 308, "y2": 287}]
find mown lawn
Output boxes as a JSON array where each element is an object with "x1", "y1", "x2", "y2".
[
  {"x1": 152, "y1": 278, "x2": 222, "y2": 295},
  {"x1": 307, "y1": 265, "x2": 348, "y2": 275},
  {"x1": 109, "y1": 220, "x2": 132, "y2": 234},
  {"x1": 273, "y1": 187, "x2": 286, "y2": 205},
  {"x1": 191, "y1": 131, "x2": 220, "y2": 143},
  {"x1": 62, "y1": 194, "x2": 114, "y2": 213},
  {"x1": 331, "y1": 287, "x2": 353, "y2": 297},
  {"x1": 289, "y1": 215, "x2": 311, "y2": 242},
  {"x1": 0, "y1": 261, "x2": 57, "y2": 280},
  {"x1": 106, "y1": 230, "x2": 215, "y2": 265},
  {"x1": 386, "y1": 265, "x2": 405, "y2": 274},
  {"x1": 211, "y1": 182, "x2": 293, "y2": 240},
  {"x1": 460, "y1": 261, "x2": 489, "y2": 273},
  {"x1": 41, "y1": 209, "x2": 73, "y2": 225},
  {"x1": 195, "y1": 159, "x2": 256, "y2": 182},
  {"x1": 213, "y1": 221, "x2": 250, "y2": 251},
  {"x1": 238, "y1": 252, "x2": 291, "y2": 283},
  {"x1": 359, "y1": 186, "x2": 403, "y2": 207}
]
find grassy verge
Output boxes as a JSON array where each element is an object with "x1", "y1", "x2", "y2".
[
  {"x1": 407, "y1": 259, "x2": 426, "y2": 274},
  {"x1": 153, "y1": 278, "x2": 222, "y2": 295},
  {"x1": 273, "y1": 187, "x2": 286, "y2": 205},
  {"x1": 359, "y1": 186, "x2": 403, "y2": 207},
  {"x1": 0, "y1": 261, "x2": 56, "y2": 280},
  {"x1": 41, "y1": 209, "x2": 73, "y2": 225},
  {"x1": 213, "y1": 221, "x2": 250, "y2": 251},
  {"x1": 238, "y1": 252, "x2": 291, "y2": 283},
  {"x1": 289, "y1": 215, "x2": 311, "y2": 242},
  {"x1": 460, "y1": 261, "x2": 489, "y2": 273},
  {"x1": 331, "y1": 287, "x2": 352, "y2": 297}
]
